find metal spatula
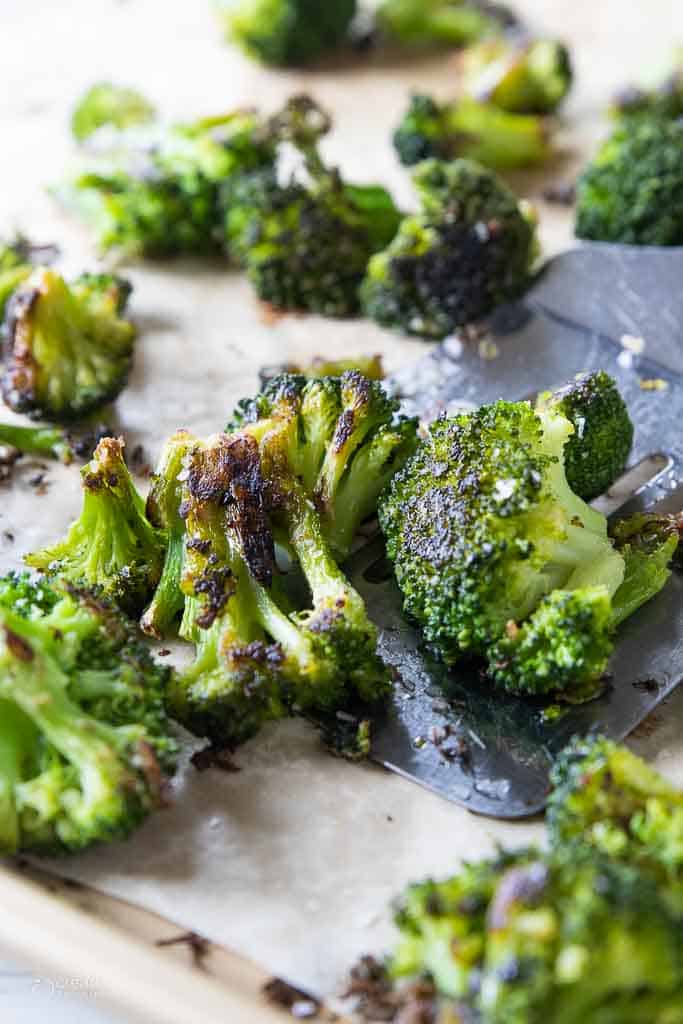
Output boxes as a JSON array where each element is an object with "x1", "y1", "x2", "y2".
[{"x1": 348, "y1": 243, "x2": 683, "y2": 819}]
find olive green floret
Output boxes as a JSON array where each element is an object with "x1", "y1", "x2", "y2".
[
  {"x1": 71, "y1": 82, "x2": 156, "y2": 142},
  {"x1": 361, "y1": 159, "x2": 538, "y2": 339},
  {"x1": 393, "y1": 94, "x2": 551, "y2": 169},
  {"x1": 575, "y1": 117, "x2": 683, "y2": 245},
  {"x1": 0, "y1": 574, "x2": 175, "y2": 855},
  {"x1": 537, "y1": 371, "x2": 634, "y2": 501},
  {"x1": 375, "y1": 0, "x2": 516, "y2": 49},
  {"x1": 219, "y1": 0, "x2": 357, "y2": 66},
  {"x1": 25, "y1": 437, "x2": 165, "y2": 617},
  {"x1": 1, "y1": 268, "x2": 136, "y2": 422},
  {"x1": 548, "y1": 734, "x2": 683, "y2": 911},
  {"x1": 461, "y1": 37, "x2": 573, "y2": 114}
]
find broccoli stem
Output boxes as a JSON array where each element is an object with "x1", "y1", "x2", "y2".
[
  {"x1": 611, "y1": 530, "x2": 679, "y2": 627},
  {"x1": 141, "y1": 526, "x2": 185, "y2": 637},
  {"x1": 0, "y1": 700, "x2": 37, "y2": 852},
  {"x1": 0, "y1": 423, "x2": 74, "y2": 464}
]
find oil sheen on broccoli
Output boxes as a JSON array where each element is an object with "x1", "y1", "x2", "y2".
[
  {"x1": 461, "y1": 37, "x2": 573, "y2": 114},
  {"x1": 362, "y1": 159, "x2": 538, "y2": 339},
  {"x1": 0, "y1": 573, "x2": 175, "y2": 854},
  {"x1": 575, "y1": 117, "x2": 683, "y2": 245},
  {"x1": 220, "y1": 0, "x2": 357, "y2": 66},
  {"x1": 379, "y1": 398, "x2": 679, "y2": 697},
  {"x1": 26, "y1": 437, "x2": 165, "y2": 617},
  {"x1": 1, "y1": 269, "x2": 135, "y2": 422}
]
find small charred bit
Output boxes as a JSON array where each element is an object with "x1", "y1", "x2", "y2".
[
  {"x1": 541, "y1": 181, "x2": 576, "y2": 205},
  {"x1": 317, "y1": 711, "x2": 373, "y2": 762},
  {"x1": 263, "y1": 977, "x2": 322, "y2": 1018},
  {"x1": 155, "y1": 930, "x2": 210, "y2": 968},
  {"x1": 190, "y1": 744, "x2": 241, "y2": 772}
]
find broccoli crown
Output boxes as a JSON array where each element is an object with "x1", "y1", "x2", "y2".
[
  {"x1": 1, "y1": 267, "x2": 136, "y2": 421},
  {"x1": 547, "y1": 735, "x2": 683, "y2": 909},
  {"x1": 610, "y1": 512, "x2": 681, "y2": 627},
  {"x1": 222, "y1": 0, "x2": 357, "y2": 66},
  {"x1": 375, "y1": 0, "x2": 513, "y2": 48},
  {"x1": 537, "y1": 371, "x2": 634, "y2": 502},
  {"x1": 393, "y1": 95, "x2": 551, "y2": 170},
  {"x1": 575, "y1": 117, "x2": 683, "y2": 245},
  {"x1": 379, "y1": 400, "x2": 627, "y2": 696},
  {"x1": 362, "y1": 159, "x2": 538, "y2": 339},
  {"x1": 0, "y1": 573, "x2": 175, "y2": 854},
  {"x1": 71, "y1": 82, "x2": 156, "y2": 142},
  {"x1": 25, "y1": 437, "x2": 165, "y2": 617},
  {"x1": 462, "y1": 37, "x2": 573, "y2": 114}
]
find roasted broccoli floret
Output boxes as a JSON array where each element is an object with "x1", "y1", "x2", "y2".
[
  {"x1": 548, "y1": 735, "x2": 683, "y2": 913},
  {"x1": 379, "y1": 399, "x2": 680, "y2": 697},
  {"x1": 0, "y1": 574, "x2": 175, "y2": 854},
  {"x1": 393, "y1": 94, "x2": 551, "y2": 169},
  {"x1": 224, "y1": 96, "x2": 402, "y2": 316},
  {"x1": 26, "y1": 438, "x2": 164, "y2": 617},
  {"x1": 536, "y1": 371, "x2": 634, "y2": 501},
  {"x1": 362, "y1": 159, "x2": 538, "y2": 339},
  {"x1": 610, "y1": 511, "x2": 682, "y2": 626},
  {"x1": 1, "y1": 268, "x2": 135, "y2": 422},
  {"x1": 71, "y1": 82, "x2": 156, "y2": 142},
  {"x1": 260, "y1": 353, "x2": 384, "y2": 385},
  {"x1": 229, "y1": 371, "x2": 417, "y2": 560},
  {"x1": 56, "y1": 109, "x2": 275, "y2": 257},
  {"x1": 219, "y1": 0, "x2": 357, "y2": 66},
  {"x1": 461, "y1": 37, "x2": 573, "y2": 114},
  {"x1": 575, "y1": 117, "x2": 683, "y2": 245},
  {"x1": 375, "y1": 0, "x2": 515, "y2": 49}
]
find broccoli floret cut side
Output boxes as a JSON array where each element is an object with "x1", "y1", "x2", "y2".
[
  {"x1": 1, "y1": 268, "x2": 136, "y2": 422},
  {"x1": 537, "y1": 371, "x2": 634, "y2": 501},
  {"x1": 71, "y1": 82, "x2": 156, "y2": 142},
  {"x1": 362, "y1": 158, "x2": 538, "y2": 339},
  {"x1": 375, "y1": 0, "x2": 515, "y2": 49},
  {"x1": 461, "y1": 37, "x2": 573, "y2": 114},
  {"x1": 26, "y1": 437, "x2": 165, "y2": 617},
  {"x1": 220, "y1": 0, "x2": 357, "y2": 66},
  {"x1": 0, "y1": 575, "x2": 175, "y2": 854},
  {"x1": 575, "y1": 118, "x2": 683, "y2": 245},
  {"x1": 393, "y1": 95, "x2": 551, "y2": 170}
]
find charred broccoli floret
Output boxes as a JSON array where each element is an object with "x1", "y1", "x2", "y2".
[
  {"x1": 1, "y1": 268, "x2": 135, "y2": 422},
  {"x1": 57, "y1": 110, "x2": 275, "y2": 257},
  {"x1": 375, "y1": 0, "x2": 515, "y2": 49},
  {"x1": 0, "y1": 574, "x2": 175, "y2": 854},
  {"x1": 461, "y1": 37, "x2": 573, "y2": 114},
  {"x1": 219, "y1": 0, "x2": 357, "y2": 66},
  {"x1": 380, "y1": 399, "x2": 677, "y2": 697},
  {"x1": 229, "y1": 371, "x2": 417, "y2": 560},
  {"x1": 575, "y1": 117, "x2": 683, "y2": 245},
  {"x1": 26, "y1": 438, "x2": 164, "y2": 617},
  {"x1": 362, "y1": 159, "x2": 538, "y2": 339},
  {"x1": 536, "y1": 371, "x2": 634, "y2": 501},
  {"x1": 393, "y1": 94, "x2": 551, "y2": 169},
  {"x1": 260, "y1": 353, "x2": 384, "y2": 385},
  {"x1": 548, "y1": 735, "x2": 683, "y2": 913},
  {"x1": 610, "y1": 511, "x2": 682, "y2": 626},
  {"x1": 224, "y1": 96, "x2": 401, "y2": 316},
  {"x1": 71, "y1": 82, "x2": 156, "y2": 142}
]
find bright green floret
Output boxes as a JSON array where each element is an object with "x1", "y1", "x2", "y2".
[
  {"x1": 575, "y1": 117, "x2": 683, "y2": 245},
  {"x1": 393, "y1": 94, "x2": 551, "y2": 169},
  {"x1": 1, "y1": 268, "x2": 135, "y2": 422},
  {"x1": 26, "y1": 437, "x2": 165, "y2": 617},
  {"x1": 461, "y1": 37, "x2": 573, "y2": 114},
  {"x1": 0, "y1": 574, "x2": 175, "y2": 855},
  {"x1": 219, "y1": 0, "x2": 357, "y2": 66},
  {"x1": 362, "y1": 159, "x2": 538, "y2": 339},
  {"x1": 375, "y1": 0, "x2": 515, "y2": 49},
  {"x1": 71, "y1": 82, "x2": 156, "y2": 142},
  {"x1": 537, "y1": 371, "x2": 634, "y2": 501}
]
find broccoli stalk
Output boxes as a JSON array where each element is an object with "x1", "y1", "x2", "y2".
[
  {"x1": 461, "y1": 37, "x2": 573, "y2": 114},
  {"x1": 26, "y1": 438, "x2": 165, "y2": 616},
  {"x1": 375, "y1": 0, "x2": 514, "y2": 49},
  {"x1": 0, "y1": 423, "x2": 74, "y2": 464}
]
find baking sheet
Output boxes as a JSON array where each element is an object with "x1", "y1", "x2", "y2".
[{"x1": 2, "y1": 0, "x2": 683, "y2": 998}]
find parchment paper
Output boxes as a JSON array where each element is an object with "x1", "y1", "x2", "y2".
[{"x1": 1, "y1": 0, "x2": 682, "y2": 997}]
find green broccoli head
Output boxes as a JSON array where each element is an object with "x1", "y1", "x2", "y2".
[
  {"x1": 220, "y1": 0, "x2": 357, "y2": 66},
  {"x1": 547, "y1": 735, "x2": 683, "y2": 914},
  {"x1": 1, "y1": 268, "x2": 136, "y2": 421},
  {"x1": 379, "y1": 400, "x2": 628, "y2": 697},
  {"x1": 375, "y1": 0, "x2": 515, "y2": 49},
  {"x1": 461, "y1": 37, "x2": 573, "y2": 114},
  {"x1": 537, "y1": 371, "x2": 634, "y2": 502},
  {"x1": 71, "y1": 82, "x2": 156, "y2": 142},
  {"x1": 362, "y1": 158, "x2": 538, "y2": 339},
  {"x1": 0, "y1": 574, "x2": 175, "y2": 854},
  {"x1": 26, "y1": 437, "x2": 165, "y2": 617},
  {"x1": 393, "y1": 95, "x2": 551, "y2": 170},
  {"x1": 575, "y1": 117, "x2": 683, "y2": 245}
]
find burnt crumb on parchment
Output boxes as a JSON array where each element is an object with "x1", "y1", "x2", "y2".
[
  {"x1": 190, "y1": 744, "x2": 241, "y2": 773},
  {"x1": 156, "y1": 930, "x2": 210, "y2": 968},
  {"x1": 427, "y1": 722, "x2": 471, "y2": 766},
  {"x1": 541, "y1": 181, "x2": 576, "y2": 205},
  {"x1": 157, "y1": 648, "x2": 171, "y2": 657},
  {"x1": 2, "y1": 530, "x2": 15, "y2": 543},
  {"x1": 342, "y1": 956, "x2": 451, "y2": 1022},
  {"x1": 263, "y1": 977, "x2": 322, "y2": 1019}
]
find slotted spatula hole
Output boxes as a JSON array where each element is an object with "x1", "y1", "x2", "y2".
[{"x1": 591, "y1": 453, "x2": 671, "y2": 516}]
